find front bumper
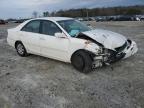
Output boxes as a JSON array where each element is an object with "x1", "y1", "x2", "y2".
[
  {"x1": 92, "y1": 40, "x2": 138, "y2": 68},
  {"x1": 107, "y1": 40, "x2": 138, "y2": 63}
]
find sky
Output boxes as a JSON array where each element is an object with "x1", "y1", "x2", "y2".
[{"x1": 0, "y1": 0, "x2": 144, "y2": 19}]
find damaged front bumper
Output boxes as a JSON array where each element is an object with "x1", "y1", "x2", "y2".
[{"x1": 92, "y1": 40, "x2": 138, "y2": 68}]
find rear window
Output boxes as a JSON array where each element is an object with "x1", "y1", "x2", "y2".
[{"x1": 21, "y1": 20, "x2": 40, "y2": 33}]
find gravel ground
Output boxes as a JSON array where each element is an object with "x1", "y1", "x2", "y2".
[{"x1": 0, "y1": 21, "x2": 144, "y2": 108}]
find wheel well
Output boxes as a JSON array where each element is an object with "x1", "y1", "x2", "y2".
[
  {"x1": 71, "y1": 49, "x2": 96, "y2": 62},
  {"x1": 15, "y1": 41, "x2": 22, "y2": 49}
]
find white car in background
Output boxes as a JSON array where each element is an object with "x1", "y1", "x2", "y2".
[{"x1": 7, "y1": 17, "x2": 138, "y2": 73}]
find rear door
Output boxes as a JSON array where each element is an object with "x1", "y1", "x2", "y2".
[{"x1": 19, "y1": 20, "x2": 41, "y2": 54}]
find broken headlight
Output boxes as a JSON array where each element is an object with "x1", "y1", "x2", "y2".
[
  {"x1": 96, "y1": 47, "x2": 103, "y2": 54},
  {"x1": 115, "y1": 41, "x2": 127, "y2": 52},
  {"x1": 127, "y1": 39, "x2": 132, "y2": 49}
]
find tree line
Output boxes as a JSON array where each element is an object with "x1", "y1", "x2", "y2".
[{"x1": 43, "y1": 5, "x2": 144, "y2": 17}]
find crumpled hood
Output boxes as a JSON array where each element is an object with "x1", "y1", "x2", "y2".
[{"x1": 82, "y1": 29, "x2": 127, "y2": 50}]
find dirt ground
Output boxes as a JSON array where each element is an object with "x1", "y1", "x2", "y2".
[{"x1": 0, "y1": 21, "x2": 144, "y2": 108}]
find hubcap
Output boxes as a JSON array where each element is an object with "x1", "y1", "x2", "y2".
[{"x1": 17, "y1": 44, "x2": 24, "y2": 55}]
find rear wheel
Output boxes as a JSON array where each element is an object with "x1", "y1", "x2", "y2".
[
  {"x1": 71, "y1": 50, "x2": 93, "y2": 73},
  {"x1": 15, "y1": 42, "x2": 28, "y2": 57}
]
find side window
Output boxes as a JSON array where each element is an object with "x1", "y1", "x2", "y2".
[
  {"x1": 41, "y1": 21, "x2": 62, "y2": 36},
  {"x1": 21, "y1": 20, "x2": 40, "y2": 33}
]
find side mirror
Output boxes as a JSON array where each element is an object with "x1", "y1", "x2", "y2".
[
  {"x1": 86, "y1": 23, "x2": 93, "y2": 29},
  {"x1": 55, "y1": 32, "x2": 67, "y2": 38},
  {"x1": 87, "y1": 23, "x2": 91, "y2": 26}
]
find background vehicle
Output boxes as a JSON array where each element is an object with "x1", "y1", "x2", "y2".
[
  {"x1": 140, "y1": 16, "x2": 144, "y2": 21},
  {"x1": 114, "y1": 15, "x2": 134, "y2": 21},
  {"x1": 0, "y1": 19, "x2": 6, "y2": 24}
]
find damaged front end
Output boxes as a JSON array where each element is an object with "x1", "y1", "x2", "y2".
[
  {"x1": 77, "y1": 33, "x2": 138, "y2": 69},
  {"x1": 92, "y1": 39, "x2": 137, "y2": 68},
  {"x1": 91, "y1": 48, "x2": 126, "y2": 68},
  {"x1": 93, "y1": 48, "x2": 126, "y2": 68}
]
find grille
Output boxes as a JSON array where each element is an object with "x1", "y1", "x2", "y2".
[{"x1": 115, "y1": 41, "x2": 127, "y2": 52}]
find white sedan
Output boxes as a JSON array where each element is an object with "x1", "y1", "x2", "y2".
[{"x1": 7, "y1": 17, "x2": 138, "y2": 73}]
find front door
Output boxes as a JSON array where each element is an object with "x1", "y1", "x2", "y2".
[{"x1": 39, "y1": 20, "x2": 69, "y2": 61}]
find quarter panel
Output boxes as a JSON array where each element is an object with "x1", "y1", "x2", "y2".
[{"x1": 7, "y1": 29, "x2": 20, "y2": 47}]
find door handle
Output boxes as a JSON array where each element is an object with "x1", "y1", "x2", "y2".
[{"x1": 40, "y1": 37, "x2": 45, "y2": 40}]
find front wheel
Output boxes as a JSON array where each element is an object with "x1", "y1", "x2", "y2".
[{"x1": 71, "y1": 50, "x2": 93, "y2": 73}]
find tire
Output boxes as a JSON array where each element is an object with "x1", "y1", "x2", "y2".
[
  {"x1": 15, "y1": 42, "x2": 28, "y2": 57},
  {"x1": 71, "y1": 50, "x2": 93, "y2": 73}
]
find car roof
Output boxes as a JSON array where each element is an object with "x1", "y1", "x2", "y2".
[
  {"x1": 15, "y1": 17, "x2": 74, "y2": 31},
  {"x1": 33, "y1": 17, "x2": 73, "y2": 21}
]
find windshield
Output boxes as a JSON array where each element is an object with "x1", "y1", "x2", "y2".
[{"x1": 57, "y1": 20, "x2": 91, "y2": 37}]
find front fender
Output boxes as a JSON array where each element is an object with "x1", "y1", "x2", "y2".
[{"x1": 84, "y1": 43, "x2": 101, "y2": 54}]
